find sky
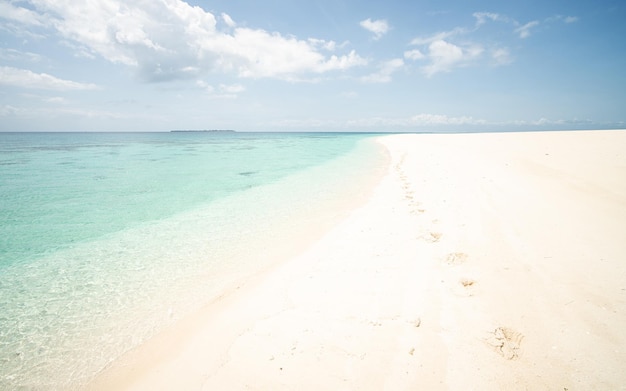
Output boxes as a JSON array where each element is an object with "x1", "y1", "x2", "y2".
[{"x1": 0, "y1": 0, "x2": 625, "y2": 132}]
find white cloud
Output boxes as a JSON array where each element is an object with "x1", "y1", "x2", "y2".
[
  {"x1": 8, "y1": 0, "x2": 365, "y2": 82},
  {"x1": 504, "y1": 117, "x2": 597, "y2": 128},
  {"x1": 0, "y1": 66, "x2": 99, "y2": 90},
  {"x1": 427, "y1": 40, "x2": 463, "y2": 71},
  {"x1": 473, "y1": 13, "x2": 575, "y2": 39},
  {"x1": 404, "y1": 49, "x2": 424, "y2": 61},
  {"x1": 408, "y1": 113, "x2": 486, "y2": 126},
  {"x1": 359, "y1": 18, "x2": 389, "y2": 40},
  {"x1": 546, "y1": 15, "x2": 580, "y2": 24},
  {"x1": 473, "y1": 12, "x2": 508, "y2": 26},
  {"x1": 491, "y1": 47, "x2": 512, "y2": 66},
  {"x1": 0, "y1": 105, "x2": 21, "y2": 116},
  {"x1": 472, "y1": 12, "x2": 502, "y2": 26},
  {"x1": 343, "y1": 113, "x2": 487, "y2": 128},
  {"x1": 221, "y1": 13, "x2": 236, "y2": 27},
  {"x1": 271, "y1": 114, "x2": 484, "y2": 129},
  {"x1": 515, "y1": 21, "x2": 539, "y2": 38},
  {"x1": 361, "y1": 58, "x2": 404, "y2": 83},
  {"x1": 269, "y1": 114, "x2": 607, "y2": 131},
  {"x1": 410, "y1": 27, "x2": 465, "y2": 46},
  {"x1": 421, "y1": 40, "x2": 483, "y2": 77},
  {"x1": 0, "y1": 2, "x2": 46, "y2": 26},
  {"x1": 407, "y1": 10, "x2": 576, "y2": 77},
  {"x1": 0, "y1": 48, "x2": 43, "y2": 62},
  {"x1": 197, "y1": 80, "x2": 245, "y2": 98},
  {"x1": 308, "y1": 38, "x2": 344, "y2": 51},
  {"x1": 408, "y1": 17, "x2": 492, "y2": 76},
  {"x1": 45, "y1": 96, "x2": 70, "y2": 104},
  {"x1": 0, "y1": 103, "x2": 129, "y2": 120},
  {"x1": 196, "y1": 80, "x2": 212, "y2": 91},
  {"x1": 219, "y1": 83, "x2": 245, "y2": 94},
  {"x1": 270, "y1": 117, "x2": 344, "y2": 129},
  {"x1": 216, "y1": 28, "x2": 365, "y2": 79}
]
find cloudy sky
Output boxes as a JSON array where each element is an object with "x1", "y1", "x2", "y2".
[{"x1": 1, "y1": 0, "x2": 624, "y2": 131}]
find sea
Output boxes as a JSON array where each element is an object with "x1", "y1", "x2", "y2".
[{"x1": 0, "y1": 131, "x2": 388, "y2": 390}]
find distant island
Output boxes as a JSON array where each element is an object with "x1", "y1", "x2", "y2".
[{"x1": 170, "y1": 129, "x2": 236, "y2": 133}]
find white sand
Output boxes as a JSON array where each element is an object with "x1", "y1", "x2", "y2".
[{"x1": 88, "y1": 130, "x2": 626, "y2": 390}]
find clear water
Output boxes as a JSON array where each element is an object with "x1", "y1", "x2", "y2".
[{"x1": 0, "y1": 131, "x2": 387, "y2": 390}]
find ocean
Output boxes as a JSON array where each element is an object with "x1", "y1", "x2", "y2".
[{"x1": 0, "y1": 131, "x2": 388, "y2": 389}]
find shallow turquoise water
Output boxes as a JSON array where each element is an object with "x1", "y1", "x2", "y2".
[
  {"x1": 0, "y1": 132, "x2": 387, "y2": 389},
  {"x1": 1, "y1": 132, "x2": 369, "y2": 267}
]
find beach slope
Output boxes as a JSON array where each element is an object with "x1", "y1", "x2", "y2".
[{"x1": 88, "y1": 130, "x2": 626, "y2": 390}]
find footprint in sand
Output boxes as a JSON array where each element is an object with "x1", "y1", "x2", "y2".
[
  {"x1": 417, "y1": 232, "x2": 443, "y2": 243},
  {"x1": 444, "y1": 252, "x2": 468, "y2": 265},
  {"x1": 460, "y1": 278, "x2": 475, "y2": 288},
  {"x1": 452, "y1": 277, "x2": 477, "y2": 297},
  {"x1": 420, "y1": 232, "x2": 442, "y2": 243},
  {"x1": 485, "y1": 327, "x2": 524, "y2": 360},
  {"x1": 410, "y1": 208, "x2": 425, "y2": 216}
]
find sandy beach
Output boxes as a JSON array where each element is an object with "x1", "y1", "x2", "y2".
[{"x1": 88, "y1": 130, "x2": 626, "y2": 390}]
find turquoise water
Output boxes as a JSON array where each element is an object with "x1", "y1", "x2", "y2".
[{"x1": 0, "y1": 132, "x2": 387, "y2": 389}]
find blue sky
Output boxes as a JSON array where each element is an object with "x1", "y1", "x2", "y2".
[{"x1": 1, "y1": 0, "x2": 624, "y2": 131}]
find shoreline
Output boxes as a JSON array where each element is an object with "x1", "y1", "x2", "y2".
[
  {"x1": 0, "y1": 133, "x2": 388, "y2": 390},
  {"x1": 87, "y1": 130, "x2": 626, "y2": 390},
  {"x1": 84, "y1": 136, "x2": 390, "y2": 390}
]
